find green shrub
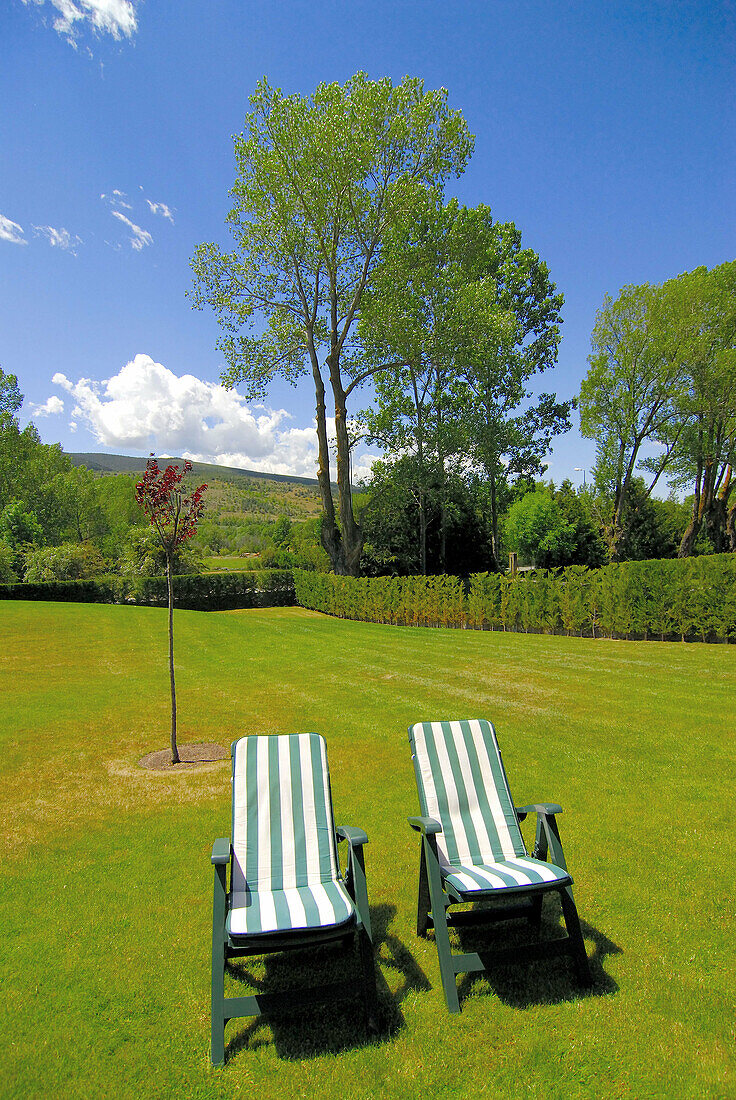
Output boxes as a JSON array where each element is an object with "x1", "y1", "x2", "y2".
[
  {"x1": 23, "y1": 542, "x2": 108, "y2": 582},
  {"x1": 0, "y1": 569, "x2": 295, "y2": 611},
  {"x1": 295, "y1": 555, "x2": 736, "y2": 642},
  {"x1": 0, "y1": 539, "x2": 17, "y2": 583}
]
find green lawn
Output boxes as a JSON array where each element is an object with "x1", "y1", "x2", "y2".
[{"x1": 2, "y1": 602, "x2": 734, "y2": 1099}]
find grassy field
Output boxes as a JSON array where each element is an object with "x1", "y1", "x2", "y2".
[{"x1": 2, "y1": 602, "x2": 734, "y2": 1099}]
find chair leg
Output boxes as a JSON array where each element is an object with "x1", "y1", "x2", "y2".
[
  {"x1": 528, "y1": 890, "x2": 544, "y2": 932},
  {"x1": 417, "y1": 843, "x2": 431, "y2": 937},
  {"x1": 358, "y1": 928, "x2": 379, "y2": 1032},
  {"x1": 559, "y1": 886, "x2": 591, "y2": 986},
  {"x1": 211, "y1": 864, "x2": 228, "y2": 1066},
  {"x1": 211, "y1": 933, "x2": 226, "y2": 1066},
  {"x1": 432, "y1": 899, "x2": 460, "y2": 1013}
]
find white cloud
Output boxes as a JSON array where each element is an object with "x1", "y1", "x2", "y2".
[
  {"x1": 29, "y1": 395, "x2": 65, "y2": 417},
  {"x1": 146, "y1": 199, "x2": 174, "y2": 223},
  {"x1": 111, "y1": 210, "x2": 152, "y2": 251},
  {"x1": 0, "y1": 215, "x2": 27, "y2": 245},
  {"x1": 51, "y1": 356, "x2": 381, "y2": 480},
  {"x1": 33, "y1": 225, "x2": 83, "y2": 254},
  {"x1": 23, "y1": 0, "x2": 138, "y2": 45}
]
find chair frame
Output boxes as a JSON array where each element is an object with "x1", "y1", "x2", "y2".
[
  {"x1": 408, "y1": 723, "x2": 591, "y2": 1012},
  {"x1": 211, "y1": 742, "x2": 378, "y2": 1065}
]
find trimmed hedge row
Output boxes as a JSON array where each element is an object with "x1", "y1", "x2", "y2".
[
  {"x1": 0, "y1": 570, "x2": 295, "y2": 612},
  {"x1": 294, "y1": 555, "x2": 736, "y2": 641}
]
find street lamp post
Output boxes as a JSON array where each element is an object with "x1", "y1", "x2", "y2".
[{"x1": 574, "y1": 467, "x2": 587, "y2": 488}]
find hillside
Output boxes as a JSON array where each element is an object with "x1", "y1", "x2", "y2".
[
  {"x1": 69, "y1": 451, "x2": 325, "y2": 488},
  {"x1": 69, "y1": 452, "x2": 328, "y2": 560}
]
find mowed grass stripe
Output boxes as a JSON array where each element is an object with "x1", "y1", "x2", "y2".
[{"x1": 1, "y1": 602, "x2": 734, "y2": 1099}]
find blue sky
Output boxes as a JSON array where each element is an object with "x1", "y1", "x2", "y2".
[{"x1": 2, "y1": 0, "x2": 734, "y2": 486}]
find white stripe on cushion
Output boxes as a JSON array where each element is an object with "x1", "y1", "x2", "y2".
[
  {"x1": 256, "y1": 735, "x2": 271, "y2": 888},
  {"x1": 299, "y1": 732, "x2": 322, "y2": 884},
  {"x1": 278, "y1": 734, "x2": 297, "y2": 889},
  {"x1": 467, "y1": 718, "x2": 519, "y2": 859}
]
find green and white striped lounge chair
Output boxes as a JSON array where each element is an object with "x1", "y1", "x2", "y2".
[
  {"x1": 210, "y1": 732, "x2": 378, "y2": 1065},
  {"x1": 408, "y1": 719, "x2": 591, "y2": 1011}
]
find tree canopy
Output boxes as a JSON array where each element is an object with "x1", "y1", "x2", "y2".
[
  {"x1": 580, "y1": 261, "x2": 736, "y2": 557},
  {"x1": 358, "y1": 196, "x2": 571, "y2": 570}
]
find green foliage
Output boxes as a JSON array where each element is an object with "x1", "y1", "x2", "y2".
[
  {"x1": 580, "y1": 261, "x2": 736, "y2": 556},
  {"x1": 121, "y1": 569, "x2": 295, "y2": 611},
  {"x1": 118, "y1": 525, "x2": 204, "y2": 578},
  {"x1": 294, "y1": 570, "x2": 465, "y2": 627},
  {"x1": 0, "y1": 500, "x2": 44, "y2": 548},
  {"x1": 296, "y1": 554, "x2": 736, "y2": 642},
  {"x1": 359, "y1": 456, "x2": 492, "y2": 576},
  {"x1": 358, "y1": 196, "x2": 571, "y2": 570},
  {"x1": 0, "y1": 538, "x2": 17, "y2": 582},
  {"x1": 0, "y1": 569, "x2": 295, "y2": 611},
  {"x1": 504, "y1": 482, "x2": 607, "y2": 569},
  {"x1": 505, "y1": 489, "x2": 575, "y2": 567},
  {"x1": 23, "y1": 541, "x2": 108, "y2": 582},
  {"x1": 0, "y1": 577, "x2": 117, "y2": 603}
]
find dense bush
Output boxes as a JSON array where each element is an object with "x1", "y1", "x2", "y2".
[
  {"x1": 122, "y1": 570, "x2": 295, "y2": 611},
  {"x1": 23, "y1": 542, "x2": 108, "y2": 582},
  {"x1": 0, "y1": 577, "x2": 117, "y2": 603},
  {"x1": 0, "y1": 569, "x2": 295, "y2": 611},
  {"x1": 295, "y1": 555, "x2": 736, "y2": 641}
]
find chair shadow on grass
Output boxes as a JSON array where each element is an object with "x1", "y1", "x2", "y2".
[
  {"x1": 454, "y1": 893, "x2": 621, "y2": 1010},
  {"x1": 224, "y1": 904, "x2": 430, "y2": 1062}
]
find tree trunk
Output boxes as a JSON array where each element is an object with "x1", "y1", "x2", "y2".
[
  {"x1": 489, "y1": 471, "x2": 499, "y2": 572},
  {"x1": 167, "y1": 556, "x2": 179, "y2": 764},
  {"x1": 418, "y1": 485, "x2": 427, "y2": 575},
  {"x1": 329, "y1": 357, "x2": 362, "y2": 576},
  {"x1": 727, "y1": 501, "x2": 736, "y2": 552},
  {"x1": 310, "y1": 356, "x2": 346, "y2": 573}
]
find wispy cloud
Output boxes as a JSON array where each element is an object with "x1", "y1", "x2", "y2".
[
  {"x1": 111, "y1": 210, "x2": 152, "y2": 251},
  {"x1": 146, "y1": 199, "x2": 174, "y2": 223},
  {"x1": 23, "y1": 0, "x2": 138, "y2": 46},
  {"x1": 33, "y1": 225, "x2": 83, "y2": 254},
  {"x1": 101, "y1": 189, "x2": 132, "y2": 211},
  {"x1": 0, "y1": 215, "x2": 27, "y2": 246}
]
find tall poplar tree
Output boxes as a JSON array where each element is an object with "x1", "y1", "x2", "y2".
[{"x1": 191, "y1": 73, "x2": 472, "y2": 575}]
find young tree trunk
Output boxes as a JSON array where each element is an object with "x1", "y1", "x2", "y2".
[
  {"x1": 489, "y1": 471, "x2": 500, "y2": 572},
  {"x1": 166, "y1": 556, "x2": 179, "y2": 764},
  {"x1": 418, "y1": 486, "x2": 427, "y2": 575}
]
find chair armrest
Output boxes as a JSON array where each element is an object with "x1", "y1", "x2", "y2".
[
  {"x1": 336, "y1": 825, "x2": 368, "y2": 847},
  {"x1": 211, "y1": 837, "x2": 231, "y2": 865},
  {"x1": 515, "y1": 803, "x2": 562, "y2": 822},
  {"x1": 408, "y1": 815, "x2": 442, "y2": 835}
]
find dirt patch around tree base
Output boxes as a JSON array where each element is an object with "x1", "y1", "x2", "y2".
[{"x1": 138, "y1": 742, "x2": 229, "y2": 771}]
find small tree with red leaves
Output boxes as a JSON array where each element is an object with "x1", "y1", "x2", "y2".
[{"x1": 135, "y1": 457, "x2": 207, "y2": 764}]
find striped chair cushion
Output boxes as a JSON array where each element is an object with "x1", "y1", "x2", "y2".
[
  {"x1": 227, "y1": 881, "x2": 354, "y2": 936},
  {"x1": 410, "y1": 719, "x2": 571, "y2": 894},
  {"x1": 228, "y1": 733, "x2": 353, "y2": 936},
  {"x1": 444, "y1": 856, "x2": 570, "y2": 895}
]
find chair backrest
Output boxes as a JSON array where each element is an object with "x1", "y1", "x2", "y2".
[
  {"x1": 409, "y1": 719, "x2": 526, "y2": 869},
  {"x1": 231, "y1": 733, "x2": 340, "y2": 895}
]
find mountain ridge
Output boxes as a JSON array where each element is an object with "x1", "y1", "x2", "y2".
[{"x1": 68, "y1": 452, "x2": 326, "y2": 488}]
